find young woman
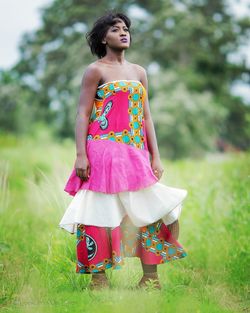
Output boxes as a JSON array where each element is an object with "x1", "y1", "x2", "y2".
[{"x1": 59, "y1": 12, "x2": 187, "y2": 290}]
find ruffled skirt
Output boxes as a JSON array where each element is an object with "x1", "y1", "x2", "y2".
[
  {"x1": 59, "y1": 182, "x2": 188, "y2": 273},
  {"x1": 59, "y1": 182, "x2": 187, "y2": 233},
  {"x1": 63, "y1": 140, "x2": 158, "y2": 195},
  {"x1": 60, "y1": 140, "x2": 188, "y2": 272}
]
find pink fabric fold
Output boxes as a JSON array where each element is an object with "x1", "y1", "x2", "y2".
[{"x1": 64, "y1": 140, "x2": 158, "y2": 195}]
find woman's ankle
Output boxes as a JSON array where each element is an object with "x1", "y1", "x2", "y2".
[
  {"x1": 143, "y1": 272, "x2": 158, "y2": 278},
  {"x1": 141, "y1": 262, "x2": 157, "y2": 274},
  {"x1": 92, "y1": 271, "x2": 106, "y2": 278},
  {"x1": 90, "y1": 271, "x2": 109, "y2": 289}
]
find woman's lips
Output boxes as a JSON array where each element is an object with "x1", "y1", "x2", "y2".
[{"x1": 120, "y1": 38, "x2": 128, "y2": 43}]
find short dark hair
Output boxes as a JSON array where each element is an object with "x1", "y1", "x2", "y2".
[{"x1": 86, "y1": 12, "x2": 131, "y2": 58}]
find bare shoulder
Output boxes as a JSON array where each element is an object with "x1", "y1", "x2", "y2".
[
  {"x1": 82, "y1": 62, "x2": 102, "y2": 83},
  {"x1": 134, "y1": 63, "x2": 147, "y2": 75},
  {"x1": 129, "y1": 62, "x2": 148, "y2": 89},
  {"x1": 129, "y1": 63, "x2": 147, "y2": 79}
]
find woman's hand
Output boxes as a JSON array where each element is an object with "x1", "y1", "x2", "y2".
[
  {"x1": 74, "y1": 155, "x2": 91, "y2": 181},
  {"x1": 151, "y1": 156, "x2": 164, "y2": 180}
]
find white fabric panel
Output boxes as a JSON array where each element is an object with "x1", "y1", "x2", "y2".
[{"x1": 59, "y1": 182, "x2": 187, "y2": 234}]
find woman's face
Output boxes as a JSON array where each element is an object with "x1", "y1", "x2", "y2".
[{"x1": 102, "y1": 19, "x2": 130, "y2": 51}]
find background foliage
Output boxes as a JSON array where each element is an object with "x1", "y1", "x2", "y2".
[{"x1": 0, "y1": 0, "x2": 249, "y2": 158}]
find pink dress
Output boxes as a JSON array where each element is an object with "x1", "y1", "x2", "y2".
[{"x1": 59, "y1": 80, "x2": 188, "y2": 273}]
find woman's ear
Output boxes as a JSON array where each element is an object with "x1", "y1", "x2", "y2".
[{"x1": 102, "y1": 35, "x2": 107, "y2": 44}]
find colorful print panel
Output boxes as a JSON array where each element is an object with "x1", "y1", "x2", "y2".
[{"x1": 87, "y1": 81, "x2": 147, "y2": 150}]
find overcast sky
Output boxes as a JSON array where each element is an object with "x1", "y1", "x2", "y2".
[
  {"x1": 0, "y1": 0, "x2": 249, "y2": 102},
  {"x1": 0, "y1": 0, "x2": 53, "y2": 68}
]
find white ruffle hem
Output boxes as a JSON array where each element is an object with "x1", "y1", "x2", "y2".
[{"x1": 59, "y1": 182, "x2": 188, "y2": 234}]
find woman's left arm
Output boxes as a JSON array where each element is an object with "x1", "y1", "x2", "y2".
[{"x1": 140, "y1": 68, "x2": 164, "y2": 180}]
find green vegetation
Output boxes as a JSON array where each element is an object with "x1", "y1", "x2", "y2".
[
  {"x1": 0, "y1": 131, "x2": 249, "y2": 312},
  {"x1": 0, "y1": 2, "x2": 249, "y2": 310}
]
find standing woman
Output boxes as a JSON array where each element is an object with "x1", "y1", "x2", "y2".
[{"x1": 59, "y1": 12, "x2": 187, "y2": 289}]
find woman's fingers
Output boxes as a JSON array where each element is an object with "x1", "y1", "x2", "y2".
[
  {"x1": 153, "y1": 168, "x2": 164, "y2": 180},
  {"x1": 76, "y1": 168, "x2": 84, "y2": 179},
  {"x1": 86, "y1": 165, "x2": 91, "y2": 178},
  {"x1": 76, "y1": 168, "x2": 89, "y2": 181}
]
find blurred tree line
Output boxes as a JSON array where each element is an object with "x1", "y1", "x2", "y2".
[{"x1": 0, "y1": 0, "x2": 249, "y2": 158}]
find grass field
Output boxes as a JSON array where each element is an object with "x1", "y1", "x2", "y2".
[{"x1": 0, "y1": 131, "x2": 249, "y2": 313}]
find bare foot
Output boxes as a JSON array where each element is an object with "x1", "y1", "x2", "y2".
[{"x1": 138, "y1": 273, "x2": 161, "y2": 290}]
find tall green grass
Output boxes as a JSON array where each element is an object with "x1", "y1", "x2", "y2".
[{"x1": 0, "y1": 131, "x2": 249, "y2": 313}]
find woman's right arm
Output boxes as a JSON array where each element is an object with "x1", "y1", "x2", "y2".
[{"x1": 74, "y1": 64, "x2": 101, "y2": 181}]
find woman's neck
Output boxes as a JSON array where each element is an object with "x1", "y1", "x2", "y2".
[{"x1": 100, "y1": 49, "x2": 126, "y2": 65}]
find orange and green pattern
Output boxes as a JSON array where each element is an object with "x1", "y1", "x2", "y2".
[
  {"x1": 87, "y1": 80, "x2": 147, "y2": 150},
  {"x1": 76, "y1": 217, "x2": 187, "y2": 274}
]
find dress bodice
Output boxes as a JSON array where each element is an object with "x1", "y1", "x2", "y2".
[{"x1": 87, "y1": 80, "x2": 147, "y2": 150}]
